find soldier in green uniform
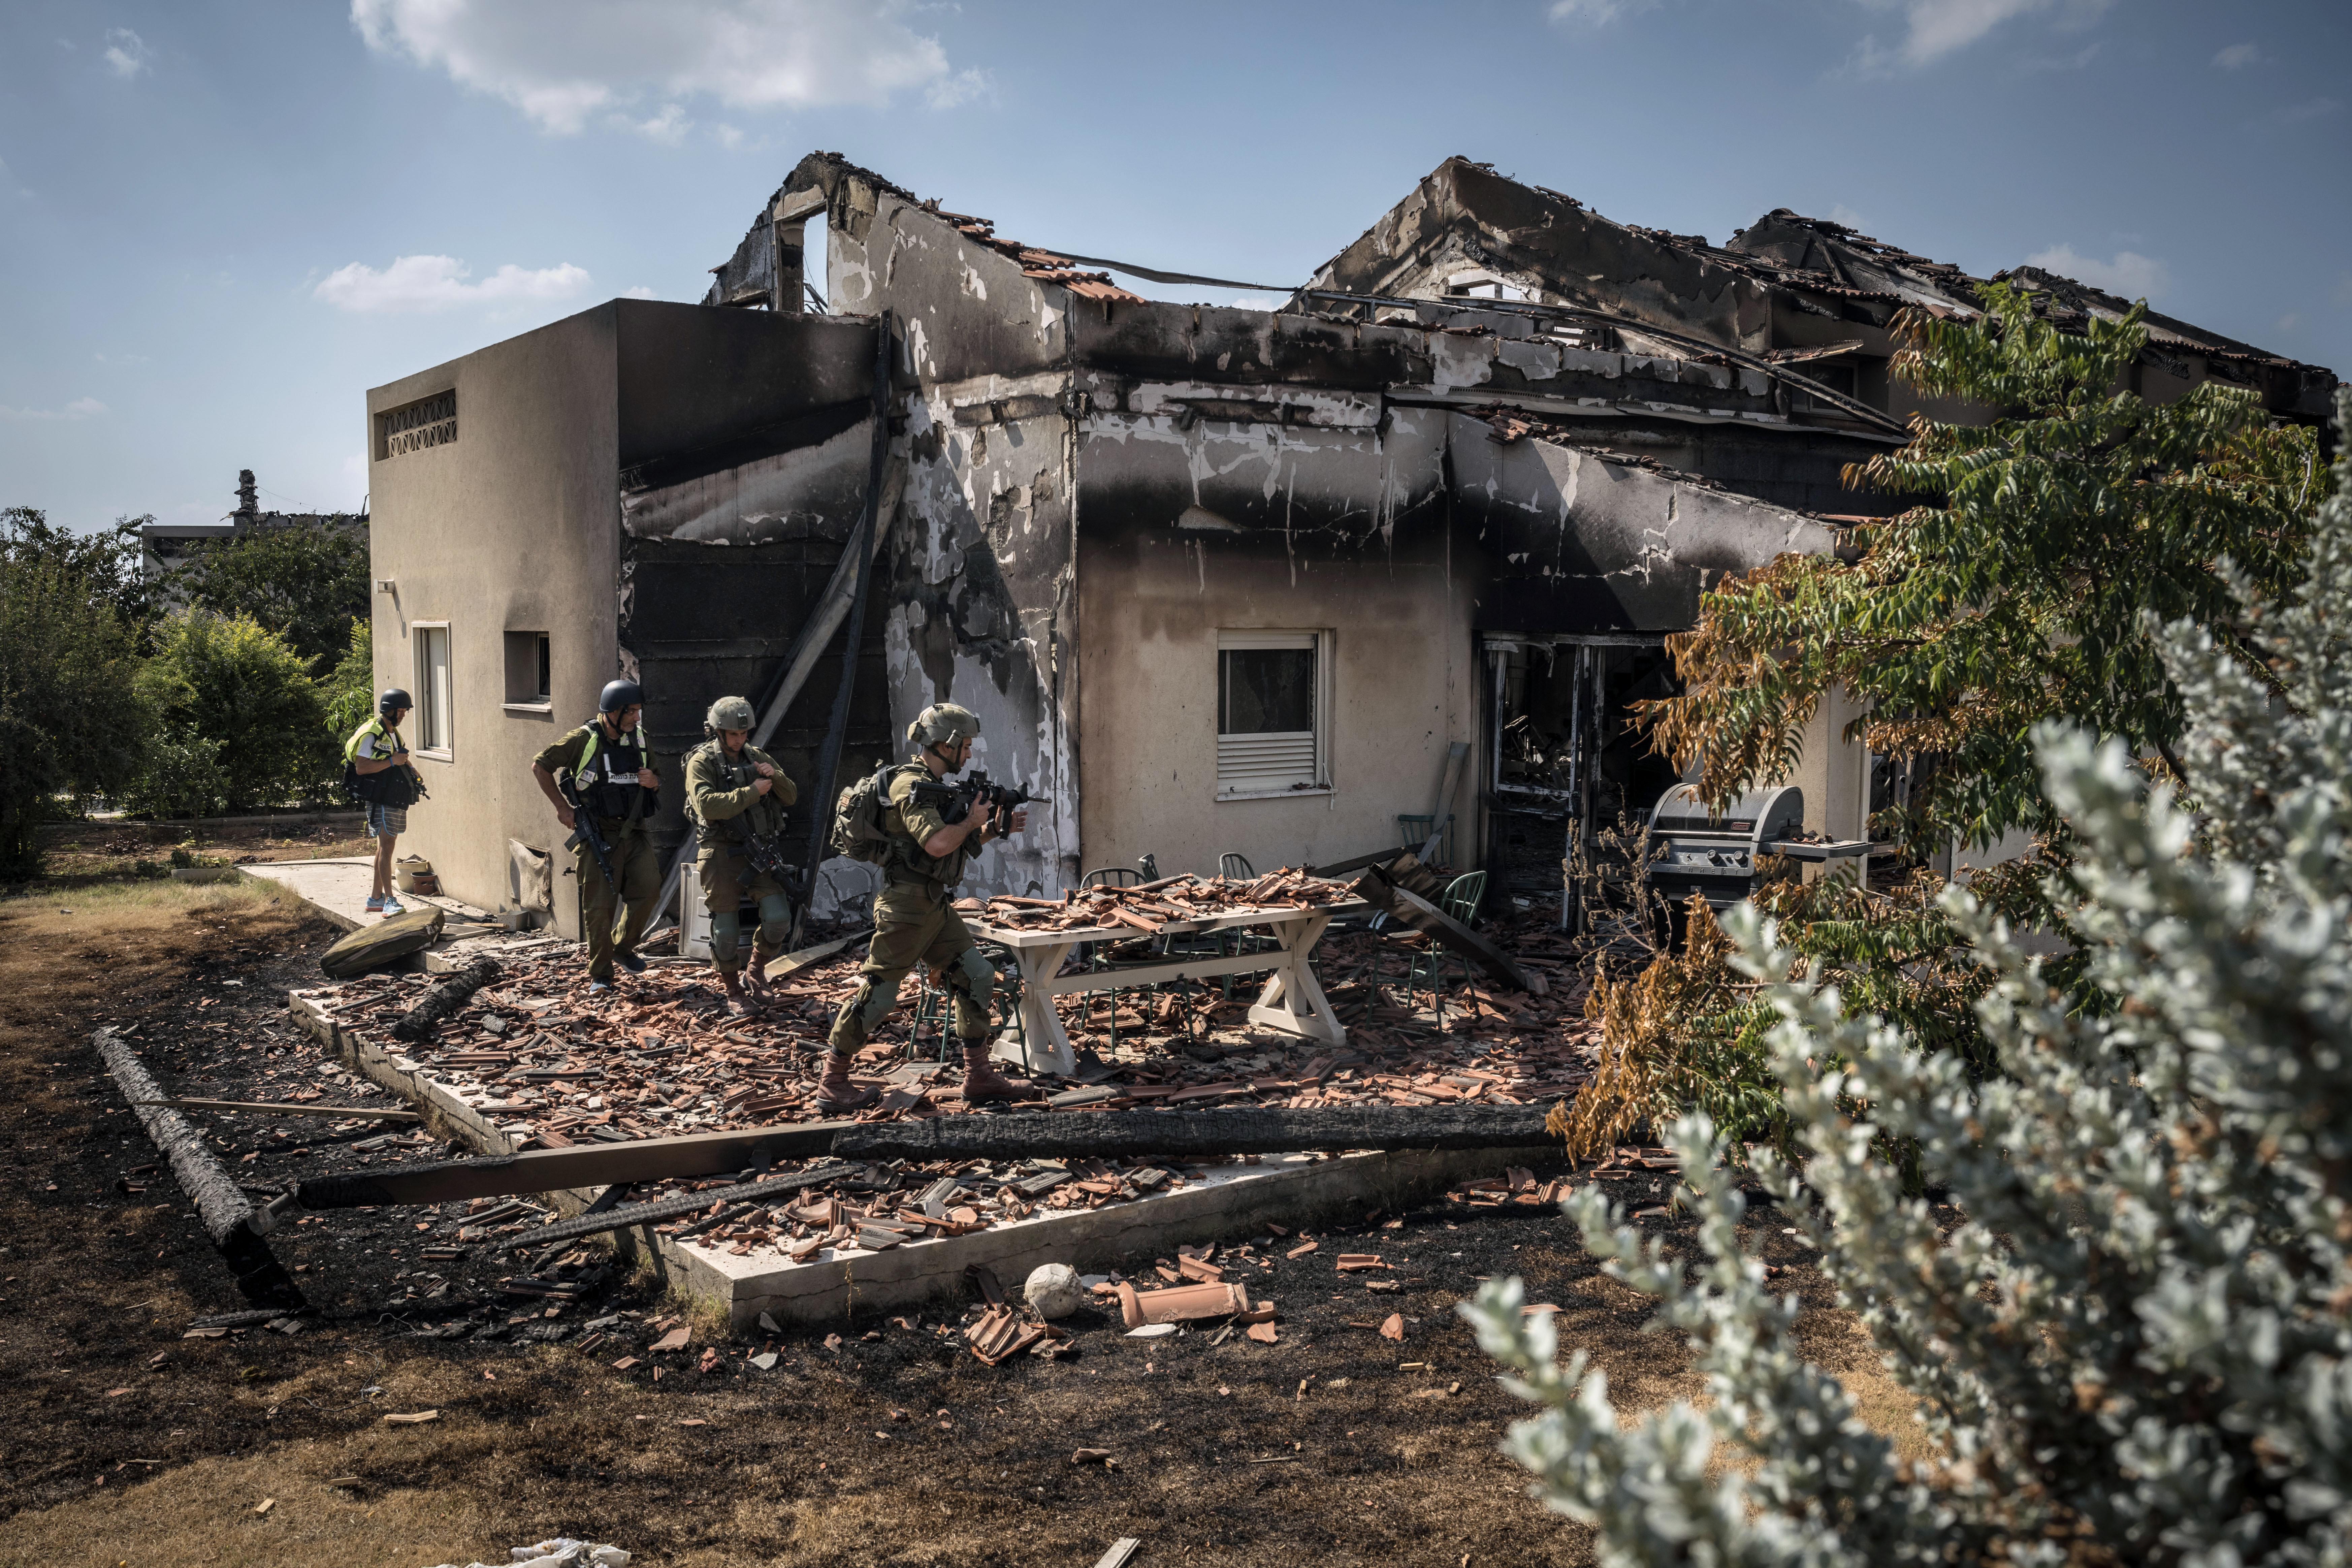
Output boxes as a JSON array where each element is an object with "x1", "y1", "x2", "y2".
[
  {"x1": 685, "y1": 695, "x2": 797, "y2": 1016},
  {"x1": 530, "y1": 678, "x2": 663, "y2": 993},
  {"x1": 817, "y1": 702, "x2": 1031, "y2": 1111}
]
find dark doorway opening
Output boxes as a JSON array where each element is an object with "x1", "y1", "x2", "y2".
[{"x1": 1481, "y1": 634, "x2": 1683, "y2": 904}]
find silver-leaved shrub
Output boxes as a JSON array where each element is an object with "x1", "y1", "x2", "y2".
[{"x1": 1463, "y1": 388, "x2": 2352, "y2": 1567}]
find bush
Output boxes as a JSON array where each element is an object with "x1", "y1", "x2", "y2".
[
  {"x1": 122, "y1": 725, "x2": 229, "y2": 820},
  {"x1": 0, "y1": 511, "x2": 151, "y2": 876},
  {"x1": 1464, "y1": 388, "x2": 2352, "y2": 1565},
  {"x1": 136, "y1": 611, "x2": 329, "y2": 812}
]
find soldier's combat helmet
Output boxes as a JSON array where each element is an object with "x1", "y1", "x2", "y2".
[
  {"x1": 377, "y1": 687, "x2": 413, "y2": 721},
  {"x1": 599, "y1": 678, "x2": 645, "y2": 715},
  {"x1": 705, "y1": 695, "x2": 756, "y2": 733},
  {"x1": 907, "y1": 702, "x2": 981, "y2": 754}
]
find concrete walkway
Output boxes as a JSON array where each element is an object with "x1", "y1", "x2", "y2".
[{"x1": 242, "y1": 857, "x2": 495, "y2": 934}]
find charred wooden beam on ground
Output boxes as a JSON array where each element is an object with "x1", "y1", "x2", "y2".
[
  {"x1": 389, "y1": 955, "x2": 501, "y2": 1044},
  {"x1": 95, "y1": 1027, "x2": 307, "y2": 1310},
  {"x1": 294, "y1": 1121, "x2": 847, "y2": 1209},
  {"x1": 494, "y1": 1165, "x2": 855, "y2": 1255},
  {"x1": 830, "y1": 1104, "x2": 1561, "y2": 1163}
]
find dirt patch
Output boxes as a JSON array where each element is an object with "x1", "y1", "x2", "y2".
[
  {"x1": 31, "y1": 817, "x2": 375, "y2": 888},
  {"x1": 0, "y1": 873, "x2": 1903, "y2": 1567}
]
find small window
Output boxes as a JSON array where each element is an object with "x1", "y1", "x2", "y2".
[
  {"x1": 1217, "y1": 630, "x2": 1329, "y2": 798},
  {"x1": 504, "y1": 631, "x2": 551, "y2": 709},
  {"x1": 413, "y1": 623, "x2": 453, "y2": 756}
]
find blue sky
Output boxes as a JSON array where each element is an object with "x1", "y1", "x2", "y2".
[{"x1": 3, "y1": 0, "x2": 2346, "y2": 533}]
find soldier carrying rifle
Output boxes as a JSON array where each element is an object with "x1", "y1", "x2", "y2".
[
  {"x1": 819, "y1": 702, "x2": 1042, "y2": 1111},
  {"x1": 531, "y1": 678, "x2": 662, "y2": 993},
  {"x1": 684, "y1": 694, "x2": 796, "y2": 1017}
]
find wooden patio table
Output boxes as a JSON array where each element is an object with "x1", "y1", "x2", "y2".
[{"x1": 968, "y1": 899, "x2": 1370, "y2": 1078}]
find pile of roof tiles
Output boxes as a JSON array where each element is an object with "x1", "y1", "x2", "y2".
[{"x1": 968, "y1": 866, "x2": 1355, "y2": 934}]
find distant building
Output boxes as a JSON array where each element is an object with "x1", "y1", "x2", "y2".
[{"x1": 140, "y1": 469, "x2": 367, "y2": 583}]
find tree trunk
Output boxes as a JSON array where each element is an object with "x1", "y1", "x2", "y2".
[{"x1": 95, "y1": 1027, "x2": 305, "y2": 1310}]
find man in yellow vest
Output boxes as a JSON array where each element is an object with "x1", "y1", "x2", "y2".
[{"x1": 344, "y1": 688, "x2": 422, "y2": 917}]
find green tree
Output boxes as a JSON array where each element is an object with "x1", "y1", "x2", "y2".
[
  {"x1": 322, "y1": 616, "x2": 375, "y2": 743},
  {"x1": 0, "y1": 513, "x2": 152, "y2": 875},
  {"x1": 0, "y1": 505, "x2": 160, "y2": 630},
  {"x1": 136, "y1": 611, "x2": 329, "y2": 812},
  {"x1": 1565, "y1": 284, "x2": 2331, "y2": 1161},
  {"x1": 1466, "y1": 387, "x2": 2352, "y2": 1566},
  {"x1": 168, "y1": 518, "x2": 369, "y2": 676}
]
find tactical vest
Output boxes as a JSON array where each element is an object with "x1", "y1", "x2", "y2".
[
  {"x1": 573, "y1": 724, "x2": 652, "y2": 824},
  {"x1": 688, "y1": 740, "x2": 784, "y2": 846}
]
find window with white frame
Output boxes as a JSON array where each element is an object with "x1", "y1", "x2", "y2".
[
  {"x1": 1217, "y1": 630, "x2": 1329, "y2": 798},
  {"x1": 413, "y1": 623, "x2": 453, "y2": 756}
]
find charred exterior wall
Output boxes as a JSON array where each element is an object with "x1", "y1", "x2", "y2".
[
  {"x1": 1073, "y1": 406, "x2": 1470, "y2": 878},
  {"x1": 1448, "y1": 415, "x2": 1841, "y2": 632},
  {"x1": 613, "y1": 307, "x2": 887, "y2": 878}
]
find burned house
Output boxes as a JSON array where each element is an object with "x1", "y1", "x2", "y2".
[{"x1": 363, "y1": 152, "x2": 2334, "y2": 934}]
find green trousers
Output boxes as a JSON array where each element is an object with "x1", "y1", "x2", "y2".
[
  {"x1": 697, "y1": 844, "x2": 791, "y2": 977},
  {"x1": 576, "y1": 828, "x2": 660, "y2": 982},
  {"x1": 827, "y1": 879, "x2": 998, "y2": 1053}
]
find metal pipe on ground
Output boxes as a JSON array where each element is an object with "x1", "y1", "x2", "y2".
[{"x1": 95, "y1": 1027, "x2": 307, "y2": 1310}]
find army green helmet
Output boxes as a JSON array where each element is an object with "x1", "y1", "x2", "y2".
[
  {"x1": 705, "y1": 695, "x2": 756, "y2": 733},
  {"x1": 907, "y1": 702, "x2": 981, "y2": 753}
]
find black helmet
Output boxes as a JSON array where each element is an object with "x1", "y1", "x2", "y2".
[
  {"x1": 599, "y1": 678, "x2": 645, "y2": 715},
  {"x1": 378, "y1": 687, "x2": 412, "y2": 720}
]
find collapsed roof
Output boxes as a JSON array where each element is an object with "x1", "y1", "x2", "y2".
[{"x1": 1304, "y1": 157, "x2": 2337, "y2": 425}]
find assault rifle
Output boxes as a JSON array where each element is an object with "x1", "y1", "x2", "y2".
[
  {"x1": 742, "y1": 820, "x2": 793, "y2": 882},
  {"x1": 905, "y1": 770, "x2": 1047, "y2": 836},
  {"x1": 560, "y1": 779, "x2": 618, "y2": 891}
]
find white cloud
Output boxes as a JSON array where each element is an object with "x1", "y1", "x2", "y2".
[
  {"x1": 621, "y1": 285, "x2": 658, "y2": 299},
  {"x1": 313, "y1": 254, "x2": 593, "y2": 312},
  {"x1": 103, "y1": 27, "x2": 151, "y2": 78},
  {"x1": 1547, "y1": 0, "x2": 1646, "y2": 22},
  {"x1": 924, "y1": 66, "x2": 992, "y2": 109},
  {"x1": 350, "y1": 0, "x2": 957, "y2": 135},
  {"x1": 1827, "y1": 203, "x2": 1872, "y2": 232},
  {"x1": 713, "y1": 123, "x2": 745, "y2": 149},
  {"x1": 617, "y1": 102, "x2": 690, "y2": 143},
  {"x1": 0, "y1": 396, "x2": 108, "y2": 421},
  {"x1": 2212, "y1": 41, "x2": 2262, "y2": 70},
  {"x1": 2024, "y1": 243, "x2": 2169, "y2": 300},
  {"x1": 1846, "y1": 0, "x2": 2111, "y2": 75}
]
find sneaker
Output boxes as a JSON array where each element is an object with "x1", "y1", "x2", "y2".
[
  {"x1": 588, "y1": 979, "x2": 613, "y2": 994},
  {"x1": 380, "y1": 896, "x2": 406, "y2": 916},
  {"x1": 364, "y1": 896, "x2": 386, "y2": 913},
  {"x1": 613, "y1": 950, "x2": 646, "y2": 974}
]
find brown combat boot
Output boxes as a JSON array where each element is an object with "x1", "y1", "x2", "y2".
[
  {"x1": 717, "y1": 970, "x2": 752, "y2": 1017},
  {"x1": 814, "y1": 1051, "x2": 879, "y2": 1112},
  {"x1": 960, "y1": 1042, "x2": 1034, "y2": 1104}
]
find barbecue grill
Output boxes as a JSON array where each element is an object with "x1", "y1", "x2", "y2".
[{"x1": 1646, "y1": 784, "x2": 1870, "y2": 908}]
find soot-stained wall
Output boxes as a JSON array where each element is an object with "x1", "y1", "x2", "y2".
[
  {"x1": 1073, "y1": 407, "x2": 1471, "y2": 877},
  {"x1": 1449, "y1": 415, "x2": 1838, "y2": 631}
]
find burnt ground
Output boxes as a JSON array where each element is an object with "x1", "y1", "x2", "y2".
[{"x1": 0, "y1": 859, "x2": 1922, "y2": 1568}]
